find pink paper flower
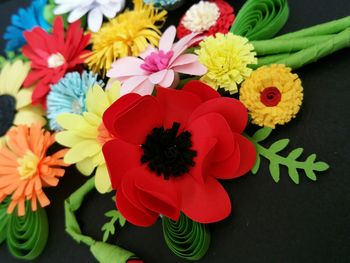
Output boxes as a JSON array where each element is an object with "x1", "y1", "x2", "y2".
[{"x1": 107, "y1": 26, "x2": 207, "y2": 95}]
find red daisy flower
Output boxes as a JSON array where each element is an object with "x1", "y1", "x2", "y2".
[
  {"x1": 177, "y1": 0, "x2": 235, "y2": 42},
  {"x1": 102, "y1": 80, "x2": 256, "y2": 227},
  {"x1": 22, "y1": 16, "x2": 91, "y2": 105}
]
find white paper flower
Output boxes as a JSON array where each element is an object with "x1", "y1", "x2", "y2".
[
  {"x1": 182, "y1": 1, "x2": 220, "y2": 32},
  {"x1": 54, "y1": 0, "x2": 126, "y2": 32}
]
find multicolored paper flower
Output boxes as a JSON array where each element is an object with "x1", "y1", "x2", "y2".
[
  {"x1": 143, "y1": 0, "x2": 184, "y2": 10},
  {"x1": 196, "y1": 33, "x2": 257, "y2": 94},
  {"x1": 56, "y1": 83, "x2": 121, "y2": 193},
  {"x1": 47, "y1": 71, "x2": 104, "y2": 131},
  {"x1": 177, "y1": 0, "x2": 235, "y2": 41},
  {"x1": 23, "y1": 16, "x2": 91, "y2": 105},
  {"x1": 102, "y1": 80, "x2": 256, "y2": 227},
  {"x1": 0, "y1": 60, "x2": 46, "y2": 148},
  {"x1": 240, "y1": 64, "x2": 303, "y2": 128},
  {"x1": 0, "y1": 123, "x2": 68, "y2": 216},
  {"x1": 54, "y1": 0, "x2": 126, "y2": 32},
  {"x1": 107, "y1": 26, "x2": 207, "y2": 96},
  {"x1": 3, "y1": 0, "x2": 51, "y2": 52},
  {"x1": 85, "y1": 0, "x2": 167, "y2": 76}
]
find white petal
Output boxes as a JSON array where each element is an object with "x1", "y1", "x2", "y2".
[{"x1": 88, "y1": 8, "x2": 104, "y2": 32}]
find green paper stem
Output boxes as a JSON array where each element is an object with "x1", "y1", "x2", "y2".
[
  {"x1": 247, "y1": 128, "x2": 330, "y2": 184},
  {"x1": 162, "y1": 213, "x2": 210, "y2": 261},
  {"x1": 230, "y1": 0, "x2": 289, "y2": 40},
  {"x1": 273, "y1": 28, "x2": 350, "y2": 69},
  {"x1": 274, "y1": 15, "x2": 350, "y2": 40},
  {"x1": 252, "y1": 53, "x2": 291, "y2": 69},
  {"x1": 252, "y1": 35, "x2": 333, "y2": 56},
  {"x1": 6, "y1": 203, "x2": 49, "y2": 260},
  {"x1": 65, "y1": 177, "x2": 137, "y2": 263}
]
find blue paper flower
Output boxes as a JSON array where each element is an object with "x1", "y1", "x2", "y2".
[
  {"x1": 143, "y1": 0, "x2": 183, "y2": 8},
  {"x1": 3, "y1": 0, "x2": 51, "y2": 52},
  {"x1": 47, "y1": 71, "x2": 104, "y2": 131}
]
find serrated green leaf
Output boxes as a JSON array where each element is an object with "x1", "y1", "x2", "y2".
[
  {"x1": 307, "y1": 154, "x2": 317, "y2": 163},
  {"x1": 288, "y1": 148, "x2": 304, "y2": 160},
  {"x1": 305, "y1": 169, "x2": 317, "y2": 181},
  {"x1": 314, "y1": 161, "x2": 330, "y2": 171},
  {"x1": 269, "y1": 139, "x2": 290, "y2": 153},
  {"x1": 252, "y1": 127, "x2": 273, "y2": 142},
  {"x1": 288, "y1": 167, "x2": 300, "y2": 184},
  {"x1": 105, "y1": 210, "x2": 118, "y2": 218},
  {"x1": 251, "y1": 155, "x2": 261, "y2": 174},
  {"x1": 269, "y1": 162, "x2": 280, "y2": 182}
]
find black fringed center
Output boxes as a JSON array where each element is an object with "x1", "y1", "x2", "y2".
[
  {"x1": 141, "y1": 122, "x2": 197, "y2": 180},
  {"x1": 0, "y1": 95, "x2": 16, "y2": 137}
]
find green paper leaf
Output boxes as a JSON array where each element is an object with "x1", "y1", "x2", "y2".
[
  {"x1": 101, "y1": 210, "x2": 126, "y2": 242},
  {"x1": 230, "y1": 0, "x2": 289, "y2": 40},
  {"x1": 6, "y1": 203, "x2": 48, "y2": 260},
  {"x1": 162, "y1": 213, "x2": 210, "y2": 261},
  {"x1": 246, "y1": 128, "x2": 330, "y2": 183},
  {"x1": 251, "y1": 155, "x2": 261, "y2": 174},
  {"x1": 269, "y1": 139, "x2": 289, "y2": 153}
]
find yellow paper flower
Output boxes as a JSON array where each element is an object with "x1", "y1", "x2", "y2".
[
  {"x1": 85, "y1": 0, "x2": 167, "y2": 76},
  {"x1": 239, "y1": 64, "x2": 303, "y2": 128},
  {"x1": 195, "y1": 33, "x2": 257, "y2": 94},
  {"x1": 56, "y1": 82, "x2": 121, "y2": 193},
  {"x1": 0, "y1": 60, "x2": 46, "y2": 148}
]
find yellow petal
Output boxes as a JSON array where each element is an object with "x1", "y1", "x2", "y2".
[
  {"x1": 55, "y1": 131, "x2": 85, "y2": 147},
  {"x1": 14, "y1": 109, "x2": 46, "y2": 126},
  {"x1": 83, "y1": 112, "x2": 101, "y2": 127},
  {"x1": 106, "y1": 81, "x2": 121, "y2": 103},
  {"x1": 16, "y1": 88, "x2": 33, "y2": 109},
  {"x1": 95, "y1": 164, "x2": 112, "y2": 194},
  {"x1": 56, "y1": 113, "x2": 98, "y2": 138},
  {"x1": 64, "y1": 140, "x2": 101, "y2": 164},
  {"x1": 86, "y1": 85, "x2": 109, "y2": 116},
  {"x1": 76, "y1": 157, "x2": 96, "y2": 176}
]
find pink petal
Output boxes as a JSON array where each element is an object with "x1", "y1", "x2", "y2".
[
  {"x1": 159, "y1": 26, "x2": 176, "y2": 52},
  {"x1": 107, "y1": 57, "x2": 147, "y2": 78},
  {"x1": 139, "y1": 45, "x2": 158, "y2": 60},
  {"x1": 169, "y1": 33, "x2": 203, "y2": 65},
  {"x1": 170, "y1": 54, "x2": 199, "y2": 68},
  {"x1": 132, "y1": 79, "x2": 156, "y2": 96},
  {"x1": 121, "y1": 75, "x2": 149, "y2": 96},
  {"x1": 158, "y1": 70, "x2": 175, "y2": 88},
  {"x1": 173, "y1": 61, "x2": 207, "y2": 76},
  {"x1": 149, "y1": 69, "x2": 167, "y2": 84}
]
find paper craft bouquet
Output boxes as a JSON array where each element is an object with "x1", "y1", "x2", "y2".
[{"x1": 1, "y1": 0, "x2": 349, "y2": 261}]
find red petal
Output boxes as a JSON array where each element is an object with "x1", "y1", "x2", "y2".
[
  {"x1": 177, "y1": 175, "x2": 231, "y2": 223},
  {"x1": 23, "y1": 69, "x2": 47, "y2": 87},
  {"x1": 182, "y1": 80, "x2": 220, "y2": 102},
  {"x1": 116, "y1": 191, "x2": 158, "y2": 227},
  {"x1": 135, "y1": 168, "x2": 181, "y2": 221},
  {"x1": 32, "y1": 81, "x2": 50, "y2": 104},
  {"x1": 112, "y1": 96, "x2": 164, "y2": 145},
  {"x1": 232, "y1": 133, "x2": 257, "y2": 177},
  {"x1": 188, "y1": 112, "x2": 235, "y2": 163},
  {"x1": 189, "y1": 97, "x2": 248, "y2": 133},
  {"x1": 156, "y1": 87, "x2": 201, "y2": 129},
  {"x1": 103, "y1": 93, "x2": 142, "y2": 137},
  {"x1": 102, "y1": 138, "x2": 142, "y2": 189}
]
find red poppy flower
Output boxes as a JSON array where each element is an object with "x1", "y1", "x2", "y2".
[
  {"x1": 177, "y1": 0, "x2": 235, "y2": 42},
  {"x1": 102, "y1": 81, "x2": 256, "y2": 227},
  {"x1": 22, "y1": 16, "x2": 91, "y2": 105}
]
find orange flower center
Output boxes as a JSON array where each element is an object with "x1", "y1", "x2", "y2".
[
  {"x1": 97, "y1": 123, "x2": 113, "y2": 145},
  {"x1": 17, "y1": 150, "x2": 39, "y2": 180}
]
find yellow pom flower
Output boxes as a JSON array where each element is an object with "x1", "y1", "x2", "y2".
[
  {"x1": 0, "y1": 60, "x2": 46, "y2": 148},
  {"x1": 56, "y1": 82, "x2": 121, "y2": 193},
  {"x1": 195, "y1": 33, "x2": 257, "y2": 94},
  {"x1": 85, "y1": 0, "x2": 167, "y2": 76},
  {"x1": 239, "y1": 64, "x2": 303, "y2": 128}
]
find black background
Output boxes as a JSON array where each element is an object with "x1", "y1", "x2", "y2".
[{"x1": 0, "y1": 0, "x2": 350, "y2": 262}]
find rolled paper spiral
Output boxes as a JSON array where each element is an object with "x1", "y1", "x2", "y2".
[
  {"x1": 230, "y1": 0, "x2": 289, "y2": 40},
  {"x1": 162, "y1": 213, "x2": 211, "y2": 261},
  {"x1": 0, "y1": 198, "x2": 10, "y2": 244},
  {"x1": 6, "y1": 202, "x2": 49, "y2": 260}
]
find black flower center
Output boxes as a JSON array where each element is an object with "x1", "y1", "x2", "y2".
[
  {"x1": 141, "y1": 122, "x2": 197, "y2": 180},
  {"x1": 0, "y1": 94, "x2": 17, "y2": 137}
]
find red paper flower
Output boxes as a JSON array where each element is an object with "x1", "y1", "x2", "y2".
[
  {"x1": 177, "y1": 0, "x2": 235, "y2": 42},
  {"x1": 22, "y1": 16, "x2": 91, "y2": 105},
  {"x1": 102, "y1": 80, "x2": 256, "y2": 227}
]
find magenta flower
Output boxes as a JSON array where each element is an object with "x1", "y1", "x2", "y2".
[{"x1": 106, "y1": 26, "x2": 207, "y2": 95}]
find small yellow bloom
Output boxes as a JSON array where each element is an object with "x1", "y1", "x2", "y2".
[
  {"x1": 0, "y1": 60, "x2": 46, "y2": 148},
  {"x1": 196, "y1": 33, "x2": 257, "y2": 94},
  {"x1": 85, "y1": 0, "x2": 167, "y2": 76},
  {"x1": 56, "y1": 82, "x2": 121, "y2": 193},
  {"x1": 240, "y1": 64, "x2": 303, "y2": 128}
]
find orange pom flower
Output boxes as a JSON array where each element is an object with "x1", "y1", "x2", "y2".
[{"x1": 0, "y1": 123, "x2": 69, "y2": 216}]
